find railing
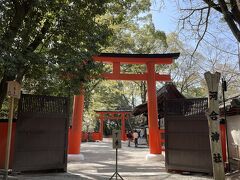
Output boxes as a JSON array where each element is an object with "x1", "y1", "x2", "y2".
[
  {"x1": 19, "y1": 94, "x2": 69, "y2": 114},
  {"x1": 165, "y1": 98, "x2": 208, "y2": 116}
]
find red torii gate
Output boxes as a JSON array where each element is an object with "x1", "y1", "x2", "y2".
[
  {"x1": 95, "y1": 110, "x2": 132, "y2": 141},
  {"x1": 93, "y1": 53, "x2": 179, "y2": 154}
]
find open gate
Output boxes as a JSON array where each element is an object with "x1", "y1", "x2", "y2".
[
  {"x1": 13, "y1": 94, "x2": 69, "y2": 172},
  {"x1": 165, "y1": 98, "x2": 212, "y2": 174}
]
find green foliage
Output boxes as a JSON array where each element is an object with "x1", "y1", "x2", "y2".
[
  {"x1": 0, "y1": 1, "x2": 112, "y2": 111},
  {"x1": 103, "y1": 120, "x2": 121, "y2": 136},
  {"x1": 87, "y1": 81, "x2": 132, "y2": 111},
  {"x1": 105, "y1": 14, "x2": 167, "y2": 53},
  {"x1": 0, "y1": 0, "x2": 155, "y2": 112},
  {"x1": 0, "y1": 101, "x2": 8, "y2": 118}
]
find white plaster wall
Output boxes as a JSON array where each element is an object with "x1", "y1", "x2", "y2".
[{"x1": 227, "y1": 115, "x2": 240, "y2": 158}]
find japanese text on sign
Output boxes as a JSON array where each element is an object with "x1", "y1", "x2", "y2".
[
  {"x1": 211, "y1": 132, "x2": 220, "y2": 142},
  {"x1": 213, "y1": 153, "x2": 222, "y2": 163},
  {"x1": 209, "y1": 91, "x2": 218, "y2": 100},
  {"x1": 209, "y1": 111, "x2": 218, "y2": 121},
  {"x1": 7, "y1": 81, "x2": 21, "y2": 99},
  {"x1": 112, "y1": 130, "x2": 121, "y2": 149}
]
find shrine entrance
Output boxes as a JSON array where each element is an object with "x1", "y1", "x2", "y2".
[
  {"x1": 68, "y1": 53, "x2": 179, "y2": 155},
  {"x1": 95, "y1": 110, "x2": 132, "y2": 141}
]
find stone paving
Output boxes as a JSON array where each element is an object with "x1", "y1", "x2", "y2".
[
  {"x1": 66, "y1": 139, "x2": 212, "y2": 180},
  {"x1": 2, "y1": 139, "x2": 240, "y2": 180}
]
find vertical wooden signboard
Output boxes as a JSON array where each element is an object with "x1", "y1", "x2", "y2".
[
  {"x1": 204, "y1": 72, "x2": 225, "y2": 180},
  {"x1": 4, "y1": 81, "x2": 21, "y2": 180}
]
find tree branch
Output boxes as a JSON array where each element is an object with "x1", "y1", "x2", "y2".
[
  {"x1": 218, "y1": 0, "x2": 240, "y2": 42},
  {"x1": 26, "y1": 20, "x2": 51, "y2": 52},
  {"x1": 16, "y1": 19, "x2": 51, "y2": 83},
  {"x1": 192, "y1": 6, "x2": 211, "y2": 56},
  {"x1": 230, "y1": 0, "x2": 240, "y2": 25},
  {"x1": 0, "y1": 0, "x2": 34, "y2": 47},
  {"x1": 203, "y1": 0, "x2": 222, "y2": 13}
]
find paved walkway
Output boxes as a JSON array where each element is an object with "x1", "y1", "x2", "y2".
[
  {"x1": 5, "y1": 139, "x2": 240, "y2": 180},
  {"x1": 66, "y1": 139, "x2": 212, "y2": 180}
]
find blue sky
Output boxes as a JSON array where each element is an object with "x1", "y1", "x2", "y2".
[
  {"x1": 151, "y1": 1, "x2": 178, "y2": 33},
  {"x1": 149, "y1": 1, "x2": 239, "y2": 71},
  {"x1": 150, "y1": 1, "x2": 238, "y2": 53}
]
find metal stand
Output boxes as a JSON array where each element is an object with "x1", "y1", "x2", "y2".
[{"x1": 109, "y1": 148, "x2": 123, "y2": 180}]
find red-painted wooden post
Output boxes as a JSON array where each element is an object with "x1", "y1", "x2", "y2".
[
  {"x1": 121, "y1": 113, "x2": 126, "y2": 141},
  {"x1": 220, "y1": 124, "x2": 227, "y2": 163},
  {"x1": 68, "y1": 94, "x2": 84, "y2": 154},
  {"x1": 147, "y1": 62, "x2": 161, "y2": 154},
  {"x1": 100, "y1": 113, "x2": 104, "y2": 141}
]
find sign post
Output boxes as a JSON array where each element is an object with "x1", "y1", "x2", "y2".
[
  {"x1": 204, "y1": 72, "x2": 225, "y2": 180},
  {"x1": 110, "y1": 130, "x2": 123, "y2": 180},
  {"x1": 4, "y1": 81, "x2": 21, "y2": 180}
]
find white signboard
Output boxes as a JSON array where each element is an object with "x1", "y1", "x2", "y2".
[
  {"x1": 7, "y1": 81, "x2": 21, "y2": 99},
  {"x1": 112, "y1": 130, "x2": 121, "y2": 149}
]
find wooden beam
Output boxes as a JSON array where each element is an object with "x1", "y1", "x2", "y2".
[
  {"x1": 155, "y1": 74, "x2": 171, "y2": 81},
  {"x1": 93, "y1": 56, "x2": 173, "y2": 64},
  {"x1": 102, "y1": 73, "x2": 146, "y2": 80},
  {"x1": 101, "y1": 73, "x2": 171, "y2": 81},
  {"x1": 113, "y1": 62, "x2": 120, "y2": 74}
]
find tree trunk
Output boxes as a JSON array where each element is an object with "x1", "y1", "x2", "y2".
[
  {"x1": 0, "y1": 73, "x2": 15, "y2": 110},
  {"x1": 140, "y1": 81, "x2": 147, "y2": 103}
]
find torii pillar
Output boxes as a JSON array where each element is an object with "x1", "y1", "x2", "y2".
[
  {"x1": 121, "y1": 112, "x2": 127, "y2": 141},
  {"x1": 146, "y1": 62, "x2": 160, "y2": 154},
  {"x1": 99, "y1": 113, "x2": 104, "y2": 140},
  {"x1": 68, "y1": 93, "x2": 84, "y2": 154},
  {"x1": 93, "y1": 53, "x2": 180, "y2": 154}
]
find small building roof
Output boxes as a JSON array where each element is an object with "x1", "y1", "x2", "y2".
[
  {"x1": 220, "y1": 94, "x2": 240, "y2": 116},
  {"x1": 132, "y1": 83, "x2": 185, "y2": 116}
]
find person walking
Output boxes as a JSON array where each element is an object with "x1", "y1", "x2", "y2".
[
  {"x1": 127, "y1": 131, "x2": 133, "y2": 147},
  {"x1": 133, "y1": 130, "x2": 139, "y2": 147},
  {"x1": 140, "y1": 129, "x2": 145, "y2": 139}
]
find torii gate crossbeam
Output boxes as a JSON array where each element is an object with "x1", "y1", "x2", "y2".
[
  {"x1": 95, "y1": 110, "x2": 131, "y2": 141},
  {"x1": 93, "y1": 53, "x2": 180, "y2": 154}
]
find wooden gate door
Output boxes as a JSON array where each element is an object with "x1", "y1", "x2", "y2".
[
  {"x1": 165, "y1": 98, "x2": 212, "y2": 174},
  {"x1": 13, "y1": 94, "x2": 69, "y2": 172}
]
